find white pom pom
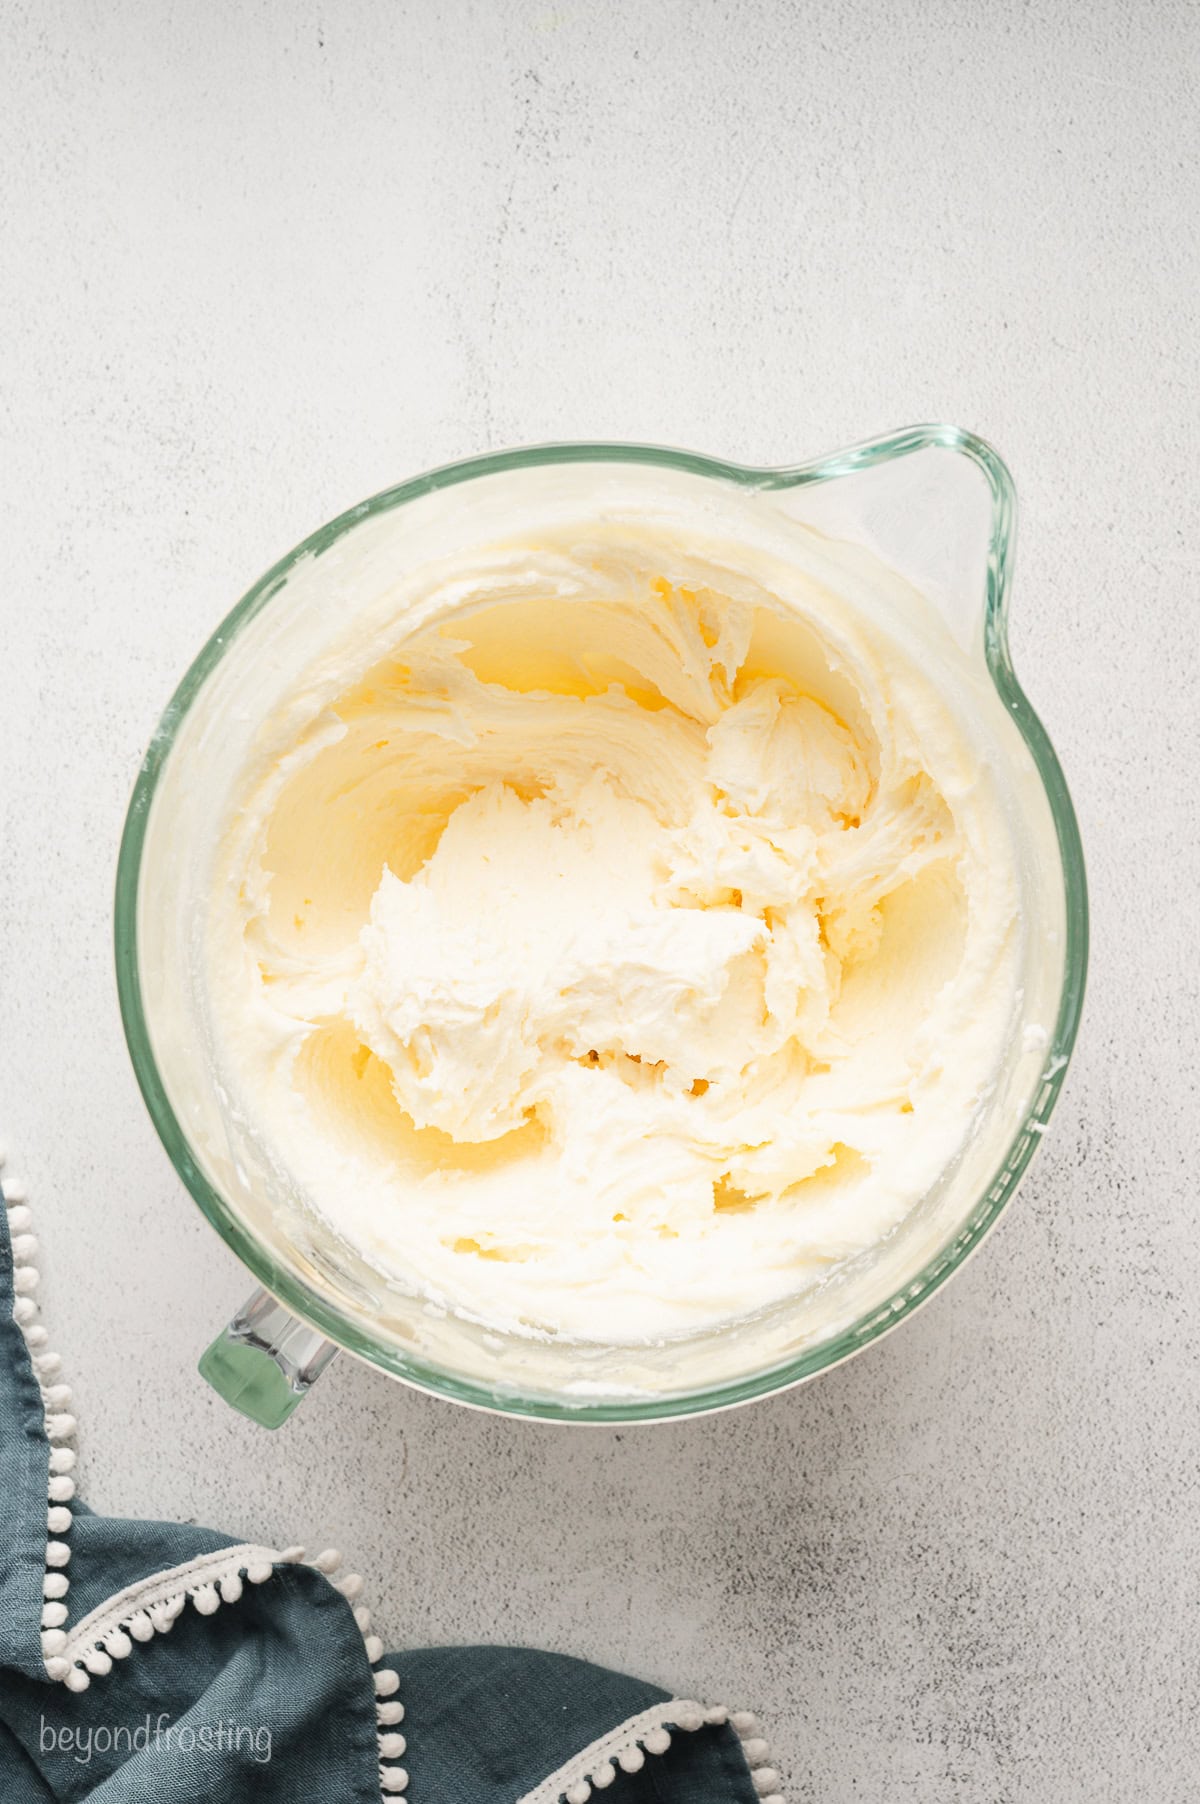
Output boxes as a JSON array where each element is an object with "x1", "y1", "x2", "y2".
[
  {"x1": 34, "y1": 1352, "x2": 62, "y2": 1379},
  {"x1": 14, "y1": 1297, "x2": 37, "y2": 1325},
  {"x1": 49, "y1": 1447, "x2": 76, "y2": 1474},
  {"x1": 376, "y1": 1701, "x2": 404, "y2": 1726},
  {"x1": 43, "y1": 1383, "x2": 72, "y2": 1409},
  {"x1": 336, "y1": 1573, "x2": 364, "y2": 1601},
  {"x1": 25, "y1": 1324, "x2": 49, "y2": 1349},
  {"x1": 48, "y1": 1476, "x2": 75, "y2": 1503},
  {"x1": 12, "y1": 1234, "x2": 39, "y2": 1262},
  {"x1": 567, "y1": 1784, "x2": 592, "y2": 1804},
  {"x1": 7, "y1": 1206, "x2": 32, "y2": 1235},
  {"x1": 13, "y1": 1266, "x2": 39, "y2": 1295},
  {"x1": 618, "y1": 1746, "x2": 645, "y2": 1774},
  {"x1": 591, "y1": 1760, "x2": 617, "y2": 1790},
  {"x1": 644, "y1": 1728, "x2": 671, "y2": 1755},
  {"x1": 44, "y1": 1656, "x2": 70, "y2": 1680},
  {"x1": 378, "y1": 1733, "x2": 406, "y2": 1759},
  {"x1": 41, "y1": 1629, "x2": 67, "y2": 1656},
  {"x1": 704, "y1": 1705, "x2": 729, "y2": 1724},
  {"x1": 752, "y1": 1768, "x2": 781, "y2": 1795},
  {"x1": 42, "y1": 1602, "x2": 68, "y2": 1628},
  {"x1": 731, "y1": 1712, "x2": 757, "y2": 1734},
  {"x1": 105, "y1": 1630, "x2": 133, "y2": 1659},
  {"x1": 4, "y1": 1176, "x2": 28, "y2": 1203},
  {"x1": 313, "y1": 1548, "x2": 342, "y2": 1574},
  {"x1": 380, "y1": 1767, "x2": 408, "y2": 1793},
  {"x1": 365, "y1": 1635, "x2": 384, "y2": 1663},
  {"x1": 128, "y1": 1612, "x2": 154, "y2": 1643},
  {"x1": 220, "y1": 1574, "x2": 243, "y2": 1603},
  {"x1": 64, "y1": 1667, "x2": 90, "y2": 1693},
  {"x1": 84, "y1": 1647, "x2": 113, "y2": 1676},
  {"x1": 245, "y1": 1561, "x2": 273, "y2": 1584},
  {"x1": 47, "y1": 1507, "x2": 72, "y2": 1534},
  {"x1": 191, "y1": 1584, "x2": 220, "y2": 1617},
  {"x1": 43, "y1": 1572, "x2": 69, "y2": 1599},
  {"x1": 279, "y1": 1545, "x2": 306, "y2": 1562},
  {"x1": 46, "y1": 1541, "x2": 71, "y2": 1568},
  {"x1": 374, "y1": 1669, "x2": 399, "y2": 1697},
  {"x1": 743, "y1": 1739, "x2": 770, "y2": 1763},
  {"x1": 674, "y1": 1704, "x2": 703, "y2": 1732},
  {"x1": 45, "y1": 1413, "x2": 76, "y2": 1441},
  {"x1": 149, "y1": 1604, "x2": 175, "y2": 1632}
]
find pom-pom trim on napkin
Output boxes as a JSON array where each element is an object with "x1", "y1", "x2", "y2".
[
  {"x1": 3, "y1": 1161, "x2": 409, "y2": 1797},
  {"x1": 45, "y1": 1544, "x2": 409, "y2": 1795},
  {"x1": 516, "y1": 1701, "x2": 785, "y2": 1804},
  {"x1": 2, "y1": 1157, "x2": 81, "y2": 1664}
]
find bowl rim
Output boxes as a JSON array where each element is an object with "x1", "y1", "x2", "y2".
[{"x1": 113, "y1": 424, "x2": 1089, "y2": 1422}]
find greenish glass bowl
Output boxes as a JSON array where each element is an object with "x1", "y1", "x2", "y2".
[{"x1": 115, "y1": 426, "x2": 1087, "y2": 1425}]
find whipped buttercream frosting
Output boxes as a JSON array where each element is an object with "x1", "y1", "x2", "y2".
[{"x1": 209, "y1": 520, "x2": 1020, "y2": 1342}]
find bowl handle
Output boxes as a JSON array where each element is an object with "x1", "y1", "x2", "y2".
[{"x1": 198, "y1": 1289, "x2": 339, "y2": 1428}]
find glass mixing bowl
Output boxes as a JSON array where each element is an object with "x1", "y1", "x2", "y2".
[{"x1": 114, "y1": 426, "x2": 1087, "y2": 1427}]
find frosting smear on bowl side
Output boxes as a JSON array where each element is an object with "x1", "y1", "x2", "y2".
[{"x1": 210, "y1": 526, "x2": 1019, "y2": 1342}]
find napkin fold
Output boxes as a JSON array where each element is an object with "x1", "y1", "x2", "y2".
[{"x1": 0, "y1": 1163, "x2": 783, "y2": 1804}]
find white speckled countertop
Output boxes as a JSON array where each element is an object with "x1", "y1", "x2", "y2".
[{"x1": 2, "y1": 2, "x2": 1197, "y2": 1797}]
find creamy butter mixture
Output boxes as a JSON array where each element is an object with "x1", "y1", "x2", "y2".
[{"x1": 210, "y1": 526, "x2": 1019, "y2": 1341}]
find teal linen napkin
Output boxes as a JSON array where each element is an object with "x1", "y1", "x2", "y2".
[{"x1": 0, "y1": 1169, "x2": 781, "y2": 1804}]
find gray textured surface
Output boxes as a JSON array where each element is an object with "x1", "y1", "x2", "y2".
[{"x1": 2, "y1": 2, "x2": 1198, "y2": 1798}]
